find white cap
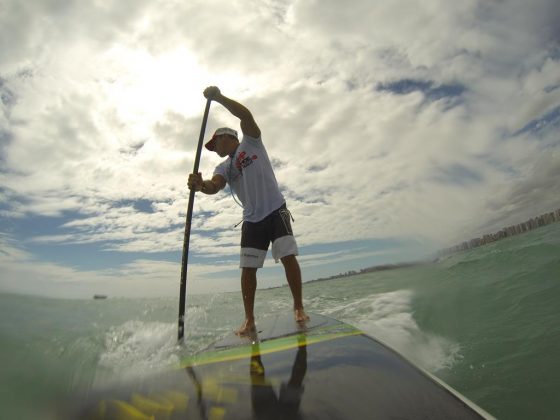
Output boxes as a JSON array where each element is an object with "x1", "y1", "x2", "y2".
[{"x1": 205, "y1": 127, "x2": 238, "y2": 151}]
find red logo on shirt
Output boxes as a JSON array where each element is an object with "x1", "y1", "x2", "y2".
[{"x1": 236, "y1": 151, "x2": 258, "y2": 173}]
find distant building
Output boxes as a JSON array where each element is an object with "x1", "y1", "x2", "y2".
[{"x1": 440, "y1": 208, "x2": 560, "y2": 255}]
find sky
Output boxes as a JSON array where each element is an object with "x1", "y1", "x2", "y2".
[{"x1": 1, "y1": 0, "x2": 559, "y2": 298}]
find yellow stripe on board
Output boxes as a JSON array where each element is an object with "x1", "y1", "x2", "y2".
[{"x1": 180, "y1": 324, "x2": 363, "y2": 368}]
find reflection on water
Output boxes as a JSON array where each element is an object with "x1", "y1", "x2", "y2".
[
  {"x1": 250, "y1": 336, "x2": 307, "y2": 419},
  {"x1": 186, "y1": 333, "x2": 308, "y2": 420}
]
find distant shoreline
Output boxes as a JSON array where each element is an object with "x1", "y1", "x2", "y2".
[
  {"x1": 305, "y1": 261, "x2": 427, "y2": 284},
  {"x1": 439, "y1": 208, "x2": 560, "y2": 255},
  {"x1": 303, "y1": 207, "x2": 559, "y2": 285}
]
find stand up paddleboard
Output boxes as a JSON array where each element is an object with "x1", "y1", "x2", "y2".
[{"x1": 62, "y1": 313, "x2": 494, "y2": 419}]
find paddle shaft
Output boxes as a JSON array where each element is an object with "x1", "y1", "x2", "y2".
[{"x1": 178, "y1": 98, "x2": 212, "y2": 341}]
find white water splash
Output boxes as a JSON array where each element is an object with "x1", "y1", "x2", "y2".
[
  {"x1": 322, "y1": 289, "x2": 461, "y2": 372},
  {"x1": 93, "y1": 300, "x2": 228, "y2": 386},
  {"x1": 95, "y1": 320, "x2": 180, "y2": 385}
]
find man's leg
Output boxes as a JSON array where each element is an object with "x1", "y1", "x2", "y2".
[
  {"x1": 236, "y1": 267, "x2": 258, "y2": 335},
  {"x1": 239, "y1": 217, "x2": 267, "y2": 336},
  {"x1": 281, "y1": 255, "x2": 309, "y2": 322}
]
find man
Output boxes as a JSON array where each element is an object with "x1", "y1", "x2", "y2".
[{"x1": 188, "y1": 86, "x2": 309, "y2": 335}]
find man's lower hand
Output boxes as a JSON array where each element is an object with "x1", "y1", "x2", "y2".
[{"x1": 188, "y1": 172, "x2": 203, "y2": 191}]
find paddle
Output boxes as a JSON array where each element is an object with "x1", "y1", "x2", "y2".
[{"x1": 178, "y1": 98, "x2": 212, "y2": 341}]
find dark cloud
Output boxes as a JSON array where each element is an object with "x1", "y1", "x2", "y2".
[
  {"x1": 307, "y1": 164, "x2": 327, "y2": 173},
  {"x1": 479, "y1": 151, "x2": 560, "y2": 233},
  {"x1": 0, "y1": 78, "x2": 17, "y2": 110},
  {"x1": 2, "y1": 1, "x2": 151, "y2": 69},
  {"x1": 132, "y1": 199, "x2": 155, "y2": 214},
  {"x1": 431, "y1": 164, "x2": 484, "y2": 187},
  {"x1": 512, "y1": 105, "x2": 560, "y2": 137},
  {"x1": 119, "y1": 141, "x2": 146, "y2": 156},
  {"x1": 376, "y1": 79, "x2": 466, "y2": 103}
]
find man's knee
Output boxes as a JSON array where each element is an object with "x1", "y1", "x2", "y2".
[{"x1": 242, "y1": 267, "x2": 258, "y2": 277}]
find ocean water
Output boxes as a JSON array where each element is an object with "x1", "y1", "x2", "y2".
[{"x1": 1, "y1": 223, "x2": 559, "y2": 419}]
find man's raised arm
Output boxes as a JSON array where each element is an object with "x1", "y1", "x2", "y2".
[{"x1": 203, "y1": 86, "x2": 261, "y2": 138}]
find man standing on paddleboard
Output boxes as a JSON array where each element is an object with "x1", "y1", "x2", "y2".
[{"x1": 188, "y1": 86, "x2": 309, "y2": 335}]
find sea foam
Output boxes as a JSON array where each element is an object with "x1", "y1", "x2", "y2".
[{"x1": 324, "y1": 289, "x2": 461, "y2": 372}]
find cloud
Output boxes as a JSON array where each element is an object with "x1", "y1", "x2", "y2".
[
  {"x1": 478, "y1": 149, "x2": 560, "y2": 233},
  {"x1": 1, "y1": 0, "x2": 559, "y2": 296},
  {"x1": 0, "y1": 232, "x2": 237, "y2": 298}
]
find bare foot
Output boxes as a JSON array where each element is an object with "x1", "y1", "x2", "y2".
[
  {"x1": 235, "y1": 319, "x2": 256, "y2": 336},
  {"x1": 295, "y1": 309, "x2": 310, "y2": 323}
]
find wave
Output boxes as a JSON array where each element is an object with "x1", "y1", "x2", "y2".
[{"x1": 318, "y1": 290, "x2": 461, "y2": 373}]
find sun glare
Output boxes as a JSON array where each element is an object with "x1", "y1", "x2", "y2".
[
  {"x1": 101, "y1": 46, "x2": 250, "y2": 129},
  {"x1": 102, "y1": 47, "x2": 202, "y2": 121},
  {"x1": 96, "y1": 45, "x2": 257, "y2": 154}
]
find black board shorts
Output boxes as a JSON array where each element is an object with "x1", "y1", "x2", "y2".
[{"x1": 240, "y1": 203, "x2": 298, "y2": 268}]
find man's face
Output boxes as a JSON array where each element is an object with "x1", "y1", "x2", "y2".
[{"x1": 214, "y1": 135, "x2": 230, "y2": 157}]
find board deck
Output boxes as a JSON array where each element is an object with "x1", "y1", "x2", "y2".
[
  {"x1": 211, "y1": 312, "x2": 337, "y2": 349},
  {"x1": 61, "y1": 313, "x2": 495, "y2": 419}
]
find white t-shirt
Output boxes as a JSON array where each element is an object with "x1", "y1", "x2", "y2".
[{"x1": 214, "y1": 134, "x2": 285, "y2": 223}]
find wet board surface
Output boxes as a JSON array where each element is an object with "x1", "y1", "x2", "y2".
[
  {"x1": 61, "y1": 313, "x2": 495, "y2": 419},
  {"x1": 210, "y1": 312, "x2": 337, "y2": 349}
]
